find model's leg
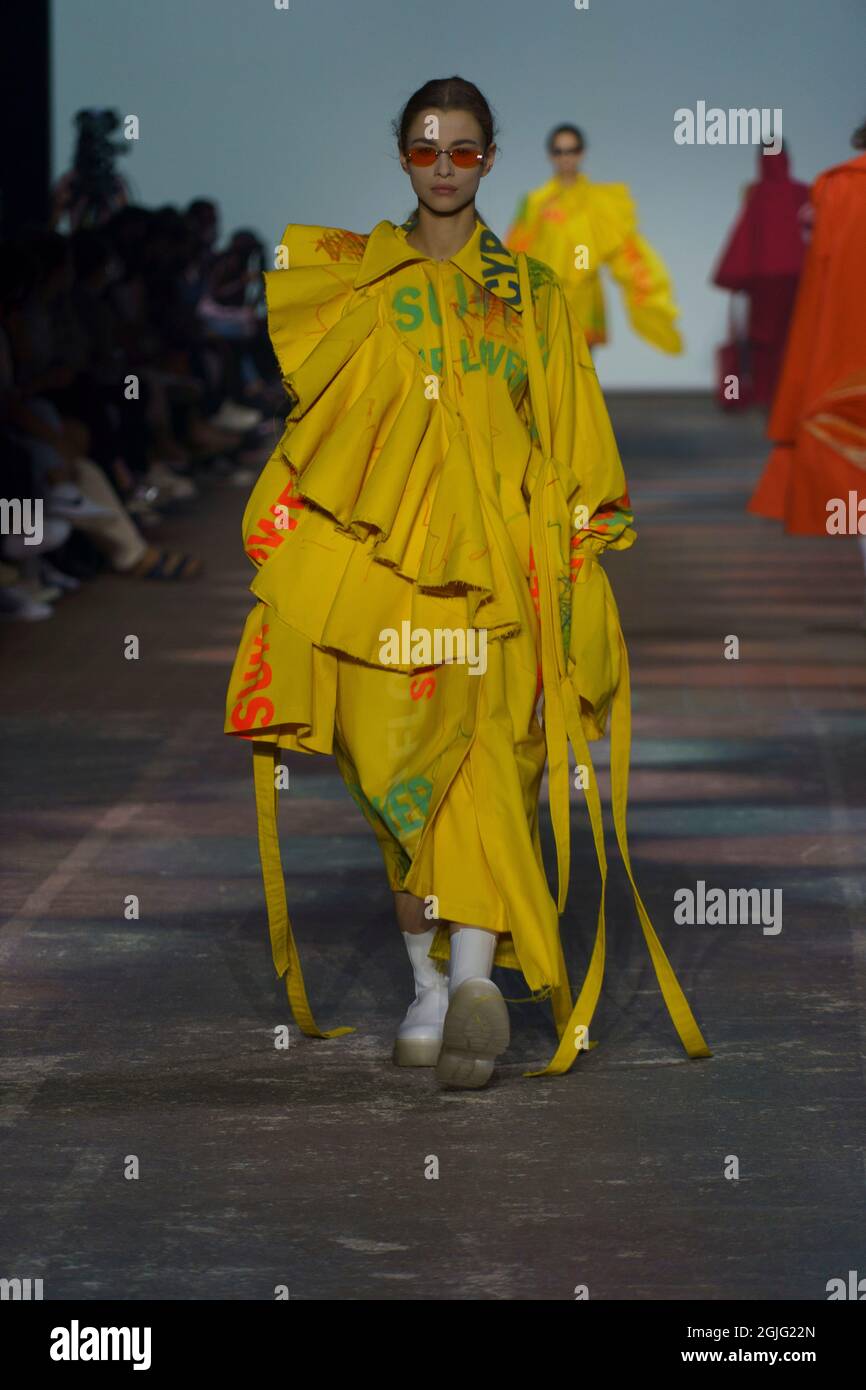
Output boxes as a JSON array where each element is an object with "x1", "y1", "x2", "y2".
[
  {"x1": 394, "y1": 889, "x2": 433, "y2": 935},
  {"x1": 447, "y1": 921, "x2": 495, "y2": 937},
  {"x1": 393, "y1": 890, "x2": 450, "y2": 1068},
  {"x1": 446, "y1": 920, "x2": 498, "y2": 986}
]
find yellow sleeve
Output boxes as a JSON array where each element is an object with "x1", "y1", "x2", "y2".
[
  {"x1": 542, "y1": 276, "x2": 636, "y2": 558},
  {"x1": 604, "y1": 203, "x2": 684, "y2": 354}
]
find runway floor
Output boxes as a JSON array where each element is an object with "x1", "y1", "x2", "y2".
[{"x1": 2, "y1": 393, "x2": 864, "y2": 1300}]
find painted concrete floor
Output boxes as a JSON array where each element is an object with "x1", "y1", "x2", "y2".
[{"x1": 1, "y1": 394, "x2": 864, "y2": 1300}]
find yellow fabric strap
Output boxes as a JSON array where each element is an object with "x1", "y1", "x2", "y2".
[
  {"x1": 523, "y1": 472, "x2": 608, "y2": 1077},
  {"x1": 252, "y1": 740, "x2": 355, "y2": 1039},
  {"x1": 525, "y1": 604, "x2": 713, "y2": 1075},
  {"x1": 607, "y1": 631, "x2": 712, "y2": 1059},
  {"x1": 516, "y1": 252, "x2": 710, "y2": 1078}
]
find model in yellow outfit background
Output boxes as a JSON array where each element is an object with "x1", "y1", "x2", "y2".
[
  {"x1": 505, "y1": 124, "x2": 684, "y2": 353},
  {"x1": 224, "y1": 77, "x2": 710, "y2": 1089}
]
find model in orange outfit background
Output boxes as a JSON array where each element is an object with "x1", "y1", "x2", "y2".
[{"x1": 748, "y1": 120, "x2": 866, "y2": 612}]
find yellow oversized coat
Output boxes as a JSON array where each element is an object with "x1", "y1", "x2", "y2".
[
  {"x1": 506, "y1": 175, "x2": 683, "y2": 352},
  {"x1": 224, "y1": 211, "x2": 709, "y2": 1077}
]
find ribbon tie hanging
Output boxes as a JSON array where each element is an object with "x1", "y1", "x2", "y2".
[{"x1": 515, "y1": 251, "x2": 711, "y2": 1077}]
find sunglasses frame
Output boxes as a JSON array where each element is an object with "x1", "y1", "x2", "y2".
[{"x1": 406, "y1": 145, "x2": 487, "y2": 169}]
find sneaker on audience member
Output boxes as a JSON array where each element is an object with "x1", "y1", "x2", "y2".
[
  {"x1": 18, "y1": 579, "x2": 62, "y2": 604},
  {"x1": 145, "y1": 462, "x2": 199, "y2": 500},
  {"x1": 207, "y1": 400, "x2": 262, "y2": 431},
  {"x1": 47, "y1": 482, "x2": 112, "y2": 522},
  {"x1": 2, "y1": 516, "x2": 72, "y2": 560},
  {"x1": 0, "y1": 585, "x2": 54, "y2": 621}
]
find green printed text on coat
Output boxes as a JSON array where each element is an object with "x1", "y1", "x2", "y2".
[{"x1": 371, "y1": 775, "x2": 433, "y2": 841}]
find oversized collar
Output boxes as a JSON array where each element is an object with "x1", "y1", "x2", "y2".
[{"x1": 353, "y1": 212, "x2": 524, "y2": 310}]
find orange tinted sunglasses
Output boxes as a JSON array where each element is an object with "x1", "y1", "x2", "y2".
[{"x1": 406, "y1": 145, "x2": 486, "y2": 169}]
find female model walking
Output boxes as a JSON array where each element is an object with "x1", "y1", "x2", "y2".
[
  {"x1": 505, "y1": 124, "x2": 683, "y2": 354},
  {"x1": 224, "y1": 77, "x2": 709, "y2": 1089}
]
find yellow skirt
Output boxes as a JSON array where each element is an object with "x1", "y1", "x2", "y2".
[{"x1": 331, "y1": 612, "x2": 558, "y2": 986}]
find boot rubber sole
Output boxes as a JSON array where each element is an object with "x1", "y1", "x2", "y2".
[
  {"x1": 435, "y1": 978, "x2": 510, "y2": 1090},
  {"x1": 392, "y1": 1035, "x2": 443, "y2": 1067}
]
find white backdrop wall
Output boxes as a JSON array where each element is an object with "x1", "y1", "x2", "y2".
[{"x1": 52, "y1": 0, "x2": 866, "y2": 389}]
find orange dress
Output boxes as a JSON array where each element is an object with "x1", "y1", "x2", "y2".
[{"x1": 748, "y1": 151, "x2": 866, "y2": 532}]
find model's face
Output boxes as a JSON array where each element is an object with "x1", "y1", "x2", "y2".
[
  {"x1": 548, "y1": 133, "x2": 584, "y2": 178},
  {"x1": 399, "y1": 108, "x2": 495, "y2": 216}
]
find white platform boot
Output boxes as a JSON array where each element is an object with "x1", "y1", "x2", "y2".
[
  {"x1": 393, "y1": 926, "x2": 450, "y2": 1067},
  {"x1": 435, "y1": 927, "x2": 510, "y2": 1090}
]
